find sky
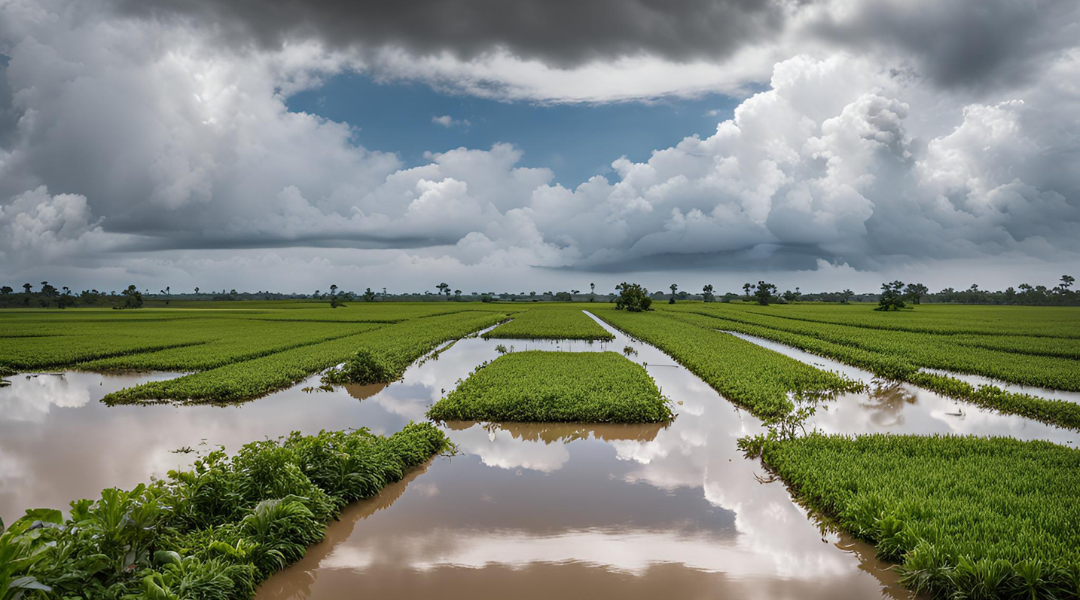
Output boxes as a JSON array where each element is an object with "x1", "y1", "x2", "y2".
[{"x1": 1, "y1": 0, "x2": 1079, "y2": 295}]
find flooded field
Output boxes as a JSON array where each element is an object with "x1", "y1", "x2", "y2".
[
  {"x1": 9, "y1": 313, "x2": 1080, "y2": 599},
  {"x1": 725, "y1": 330, "x2": 1080, "y2": 444}
]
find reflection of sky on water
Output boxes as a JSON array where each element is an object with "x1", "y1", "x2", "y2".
[
  {"x1": 7, "y1": 311, "x2": 1071, "y2": 599},
  {"x1": 725, "y1": 331, "x2": 1080, "y2": 445},
  {"x1": 254, "y1": 315, "x2": 915, "y2": 599},
  {"x1": 918, "y1": 367, "x2": 1080, "y2": 405}
]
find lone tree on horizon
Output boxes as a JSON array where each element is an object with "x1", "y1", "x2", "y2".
[
  {"x1": 754, "y1": 281, "x2": 777, "y2": 306},
  {"x1": 614, "y1": 282, "x2": 652, "y2": 312},
  {"x1": 877, "y1": 281, "x2": 907, "y2": 311},
  {"x1": 669, "y1": 283, "x2": 678, "y2": 304}
]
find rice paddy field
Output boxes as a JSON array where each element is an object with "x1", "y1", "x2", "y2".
[{"x1": 1, "y1": 300, "x2": 1079, "y2": 600}]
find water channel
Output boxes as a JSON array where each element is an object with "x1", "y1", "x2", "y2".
[{"x1": 3, "y1": 313, "x2": 1076, "y2": 598}]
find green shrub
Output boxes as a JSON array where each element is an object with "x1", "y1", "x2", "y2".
[
  {"x1": 0, "y1": 423, "x2": 449, "y2": 600},
  {"x1": 322, "y1": 348, "x2": 396, "y2": 385}
]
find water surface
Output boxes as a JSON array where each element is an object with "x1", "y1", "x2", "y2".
[{"x1": 7, "y1": 314, "x2": 1071, "y2": 599}]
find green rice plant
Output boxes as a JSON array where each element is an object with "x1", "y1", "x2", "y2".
[
  {"x1": 662, "y1": 309, "x2": 1080, "y2": 429},
  {"x1": 103, "y1": 311, "x2": 507, "y2": 404},
  {"x1": 428, "y1": 351, "x2": 672, "y2": 423},
  {"x1": 752, "y1": 433, "x2": 1080, "y2": 599},
  {"x1": 592, "y1": 308, "x2": 864, "y2": 420},
  {"x1": 699, "y1": 302, "x2": 1080, "y2": 338},
  {"x1": 664, "y1": 306, "x2": 1080, "y2": 390},
  {"x1": 79, "y1": 322, "x2": 383, "y2": 372},
  {"x1": 483, "y1": 305, "x2": 614, "y2": 340},
  {"x1": 0, "y1": 423, "x2": 448, "y2": 600}
]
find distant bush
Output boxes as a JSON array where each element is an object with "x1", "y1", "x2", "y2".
[
  {"x1": 323, "y1": 348, "x2": 395, "y2": 385},
  {"x1": 614, "y1": 282, "x2": 652, "y2": 312}
]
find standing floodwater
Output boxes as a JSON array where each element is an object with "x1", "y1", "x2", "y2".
[
  {"x1": 253, "y1": 322, "x2": 916, "y2": 600},
  {"x1": 6, "y1": 316, "x2": 1075, "y2": 599}
]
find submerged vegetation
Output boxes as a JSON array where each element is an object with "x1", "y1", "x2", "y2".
[
  {"x1": 101, "y1": 311, "x2": 507, "y2": 404},
  {"x1": 428, "y1": 351, "x2": 672, "y2": 423},
  {"x1": 594, "y1": 308, "x2": 865, "y2": 420},
  {"x1": 0, "y1": 423, "x2": 449, "y2": 600},
  {"x1": 660, "y1": 305, "x2": 1080, "y2": 429},
  {"x1": 2, "y1": 299, "x2": 1079, "y2": 600},
  {"x1": 747, "y1": 433, "x2": 1080, "y2": 599}
]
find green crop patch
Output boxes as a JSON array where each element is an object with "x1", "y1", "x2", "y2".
[
  {"x1": 0, "y1": 422, "x2": 449, "y2": 599},
  {"x1": 593, "y1": 308, "x2": 864, "y2": 420},
  {"x1": 104, "y1": 311, "x2": 507, "y2": 404},
  {"x1": 751, "y1": 433, "x2": 1080, "y2": 599},
  {"x1": 483, "y1": 305, "x2": 615, "y2": 340},
  {"x1": 658, "y1": 307, "x2": 1080, "y2": 430},
  {"x1": 427, "y1": 351, "x2": 672, "y2": 423}
]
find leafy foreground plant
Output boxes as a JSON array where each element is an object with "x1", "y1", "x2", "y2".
[
  {"x1": 744, "y1": 433, "x2": 1080, "y2": 599},
  {"x1": 0, "y1": 423, "x2": 449, "y2": 600},
  {"x1": 428, "y1": 351, "x2": 673, "y2": 423}
]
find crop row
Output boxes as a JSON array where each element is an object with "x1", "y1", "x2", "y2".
[
  {"x1": 483, "y1": 306, "x2": 615, "y2": 341},
  {"x1": 661, "y1": 310, "x2": 1080, "y2": 429},
  {"x1": 666, "y1": 308, "x2": 1080, "y2": 391},
  {"x1": 78, "y1": 322, "x2": 384, "y2": 372},
  {"x1": 749, "y1": 433, "x2": 1080, "y2": 599},
  {"x1": 427, "y1": 351, "x2": 672, "y2": 423},
  {"x1": 701, "y1": 302, "x2": 1080, "y2": 338},
  {"x1": 0, "y1": 318, "x2": 273, "y2": 370},
  {"x1": 592, "y1": 308, "x2": 864, "y2": 420},
  {"x1": 251, "y1": 304, "x2": 508, "y2": 323},
  {"x1": 103, "y1": 311, "x2": 508, "y2": 404},
  {"x1": 0, "y1": 422, "x2": 449, "y2": 600}
]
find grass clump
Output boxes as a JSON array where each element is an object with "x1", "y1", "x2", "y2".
[
  {"x1": 0, "y1": 423, "x2": 449, "y2": 600},
  {"x1": 428, "y1": 351, "x2": 672, "y2": 423},
  {"x1": 751, "y1": 433, "x2": 1080, "y2": 599},
  {"x1": 322, "y1": 348, "x2": 396, "y2": 385}
]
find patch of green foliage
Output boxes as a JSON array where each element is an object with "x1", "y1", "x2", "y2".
[
  {"x1": 594, "y1": 308, "x2": 864, "y2": 420},
  {"x1": 79, "y1": 322, "x2": 383, "y2": 372},
  {"x1": 104, "y1": 311, "x2": 507, "y2": 404},
  {"x1": 428, "y1": 351, "x2": 672, "y2": 423},
  {"x1": 700, "y1": 302, "x2": 1080, "y2": 338},
  {"x1": 0, "y1": 422, "x2": 448, "y2": 600},
  {"x1": 322, "y1": 348, "x2": 396, "y2": 385},
  {"x1": 751, "y1": 433, "x2": 1080, "y2": 599},
  {"x1": 614, "y1": 282, "x2": 652, "y2": 312},
  {"x1": 483, "y1": 306, "x2": 614, "y2": 341},
  {"x1": 662, "y1": 306, "x2": 1080, "y2": 429}
]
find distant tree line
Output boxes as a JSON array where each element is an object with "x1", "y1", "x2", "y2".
[{"x1": 2, "y1": 275, "x2": 1075, "y2": 308}]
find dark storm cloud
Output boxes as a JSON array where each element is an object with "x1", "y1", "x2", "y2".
[
  {"x1": 811, "y1": 0, "x2": 1080, "y2": 90},
  {"x1": 113, "y1": 0, "x2": 792, "y2": 66}
]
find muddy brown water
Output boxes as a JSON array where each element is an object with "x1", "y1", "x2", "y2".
[{"x1": 2, "y1": 314, "x2": 1076, "y2": 598}]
